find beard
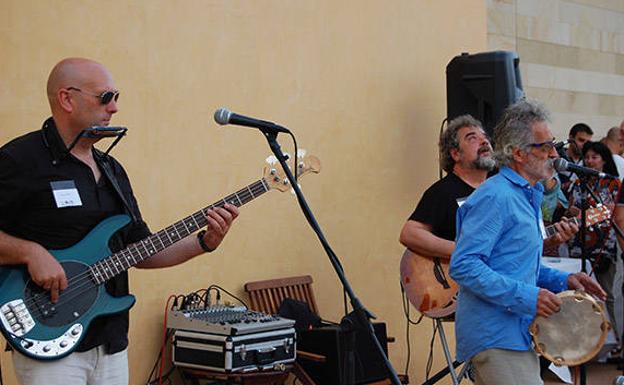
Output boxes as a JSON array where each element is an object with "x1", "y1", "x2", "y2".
[
  {"x1": 474, "y1": 155, "x2": 496, "y2": 171},
  {"x1": 473, "y1": 145, "x2": 496, "y2": 171},
  {"x1": 526, "y1": 157, "x2": 554, "y2": 182}
]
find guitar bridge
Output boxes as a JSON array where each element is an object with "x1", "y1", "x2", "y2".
[{"x1": 1, "y1": 299, "x2": 35, "y2": 337}]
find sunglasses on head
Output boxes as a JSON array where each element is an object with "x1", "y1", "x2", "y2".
[{"x1": 67, "y1": 87, "x2": 120, "y2": 105}]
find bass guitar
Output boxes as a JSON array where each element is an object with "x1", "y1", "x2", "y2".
[
  {"x1": 400, "y1": 205, "x2": 610, "y2": 319},
  {"x1": 0, "y1": 152, "x2": 320, "y2": 360}
]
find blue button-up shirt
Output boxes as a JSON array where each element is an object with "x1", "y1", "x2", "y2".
[{"x1": 449, "y1": 166, "x2": 570, "y2": 361}]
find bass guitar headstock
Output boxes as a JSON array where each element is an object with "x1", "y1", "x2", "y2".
[{"x1": 263, "y1": 150, "x2": 321, "y2": 192}]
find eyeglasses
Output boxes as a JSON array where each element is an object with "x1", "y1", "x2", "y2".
[
  {"x1": 528, "y1": 139, "x2": 556, "y2": 152},
  {"x1": 67, "y1": 87, "x2": 120, "y2": 105}
]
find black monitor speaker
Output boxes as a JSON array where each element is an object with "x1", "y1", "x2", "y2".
[
  {"x1": 298, "y1": 322, "x2": 389, "y2": 385},
  {"x1": 446, "y1": 50, "x2": 525, "y2": 138}
]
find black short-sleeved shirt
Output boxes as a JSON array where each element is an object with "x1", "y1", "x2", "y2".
[
  {"x1": 408, "y1": 172, "x2": 475, "y2": 242},
  {"x1": 0, "y1": 118, "x2": 151, "y2": 353}
]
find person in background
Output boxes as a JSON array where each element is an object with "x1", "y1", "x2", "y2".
[
  {"x1": 564, "y1": 123, "x2": 594, "y2": 164},
  {"x1": 559, "y1": 123, "x2": 594, "y2": 193},
  {"x1": 540, "y1": 171, "x2": 570, "y2": 257},
  {"x1": 601, "y1": 126, "x2": 624, "y2": 179}
]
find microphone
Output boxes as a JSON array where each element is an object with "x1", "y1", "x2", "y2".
[
  {"x1": 214, "y1": 108, "x2": 290, "y2": 134},
  {"x1": 553, "y1": 158, "x2": 617, "y2": 179},
  {"x1": 554, "y1": 139, "x2": 571, "y2": 150}
]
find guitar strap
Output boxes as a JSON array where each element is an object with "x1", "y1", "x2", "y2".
[{"x1": 96, "y1": 151, "x2": 139, "y2": 224}]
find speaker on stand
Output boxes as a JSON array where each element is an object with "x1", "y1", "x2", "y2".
[{"x1": 446, "y1": 50, "x2": 525, "y2": 138}]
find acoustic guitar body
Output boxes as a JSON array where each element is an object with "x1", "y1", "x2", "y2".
[{"x1": 400, "y1": 249, "x2": 457, "y2": 319}]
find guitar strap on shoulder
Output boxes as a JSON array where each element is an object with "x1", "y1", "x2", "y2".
[{"x1": 96, "y1": 152, "x2": 139, "y2": 224}]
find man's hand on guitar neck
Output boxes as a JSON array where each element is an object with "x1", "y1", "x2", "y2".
[
  {"x1": 136, "y1": 203, "x2": 240, "y2": 269},
  {"x1": 543, "y1": 218, "x2": 578, "y2": 249},
  {"x1": 26, "y1": 243, "x2": 68, "y2": 303},
  {"x1": 201, "y1": 203, "x2": 240, "y2": 251}
]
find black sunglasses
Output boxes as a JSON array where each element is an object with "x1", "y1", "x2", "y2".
[{"x1": 67, "y1": 87, "x2": 120, "y2": 105}]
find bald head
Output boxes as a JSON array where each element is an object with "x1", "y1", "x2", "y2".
[
  {"x1": 603, "y1": 125, "x2": 624, "y2": 156},
  {"x1": 607, "y1": 126, "x2": 620, "y2": 141},
  {"x1": 45, "y1": 58, "x2": 119, "y2": 139},
  {"x1": 47, "y1": 58, "x2": 112, "y2": 110}
]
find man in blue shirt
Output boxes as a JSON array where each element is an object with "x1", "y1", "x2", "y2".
[{"x1": 449, "y1": 100, "x2": 606, "y2": 385}]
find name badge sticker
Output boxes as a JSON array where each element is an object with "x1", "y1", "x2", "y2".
[
  {"x1": 50, "y1": 180, "x2": 83, "y2": 208},
  {"x1": 539, "y1": 220, "x2": 547, "y2": 239}
]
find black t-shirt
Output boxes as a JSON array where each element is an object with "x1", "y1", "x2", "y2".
[
  {"x1": 408, "y1": 172, "x2": 475, "y2": 241},
  {"x1": 0, "y1": 118, "x2": 151, "y2": 353}
]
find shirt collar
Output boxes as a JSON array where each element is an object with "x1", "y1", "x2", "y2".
[
  {"x1": 499, "y1": 166, "x2": 544, "y2": 193},
  {"x1": 41, "y1": 117, "x2": 70, "y2": 165}
]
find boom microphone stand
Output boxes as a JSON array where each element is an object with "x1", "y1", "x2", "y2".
[
  {"x1": 213, "y1": 108, "x2": 401, "y2": 385},
  {"x1": 260, "y1": 129, "x2": 402, "y2": 385}
]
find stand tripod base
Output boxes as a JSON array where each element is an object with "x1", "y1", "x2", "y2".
[{"x1": 421, "y1": 318, "x2": 468, "y2": 385}]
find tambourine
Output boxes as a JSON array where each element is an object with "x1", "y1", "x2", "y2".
[{"x1": 529, "y1": 290, "x2": 609, "y2": 366}]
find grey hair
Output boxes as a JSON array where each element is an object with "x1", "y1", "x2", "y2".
[
  {"x1": 439, "y1": 115, "x2": 484, "y2": 172},
  {"x1": 494, "y1": 99, "x2": 551, "y2": 167}
]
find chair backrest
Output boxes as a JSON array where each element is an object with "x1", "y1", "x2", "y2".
[{"x1": 244, "y1": 275, "x2": 319, "y2": 316}]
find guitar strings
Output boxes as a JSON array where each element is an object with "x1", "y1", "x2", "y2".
[
  {"x1": 21, "y1": 210, "x2": 209, "y2": 307},
  {"x1": 20, "y1": 182, "x2": 268, "y2": 311}
]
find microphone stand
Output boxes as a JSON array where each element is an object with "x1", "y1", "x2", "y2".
[
  {"x1": 260, "y1": 129, "x2": 402, "y2": 385},
  {"x1": 575, "y1": 174, "x2": 616, "y2": 385},
  {"x1": 576, "y1": 176, "x2": 591, "y2": 385},
  {"x1": 578, "y1": 175, "x2": 624, "y2": 385}
]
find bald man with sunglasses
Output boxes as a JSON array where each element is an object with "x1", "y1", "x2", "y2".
[{"x1": 0, "y1": 58, "x2": 239, "y2": 385}]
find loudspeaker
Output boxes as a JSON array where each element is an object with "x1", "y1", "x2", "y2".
[
  {"x1": 298, "y1": 322, "x2": 389, "y2": 385},
  {"x1": 446, "y1": 50, "x2": 524, "y2": 137}
]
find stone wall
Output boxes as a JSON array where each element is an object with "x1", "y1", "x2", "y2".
[{"x1": 487, "y1": 0, "x2": 624, "y2": 139}]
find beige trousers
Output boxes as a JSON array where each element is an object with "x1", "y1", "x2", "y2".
[
  {"x1": 12, "y1": 346, "x2": 128, "y2": 385},
  {"x1": 471, "y1": 348, "x2": 543, "y2": 385}
]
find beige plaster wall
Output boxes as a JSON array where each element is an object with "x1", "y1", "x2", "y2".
[
  {"x1": 487, "y1": 0, "x2": 624, "y2": 140},
  {"x1": 0, "y1": 1, "x2": 486, "y2": 384}
]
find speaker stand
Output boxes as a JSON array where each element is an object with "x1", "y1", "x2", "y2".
[{"x1": 421, "y1": 319, "x2": 468, "y2": 385}]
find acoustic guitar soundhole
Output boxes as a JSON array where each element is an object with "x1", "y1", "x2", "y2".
[{"x1": 24, "y1": 261, "x2": 99, "y2": 327}]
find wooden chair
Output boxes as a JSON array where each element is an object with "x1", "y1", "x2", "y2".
[
  {"x1": 245, "y1": 275, "x2": 324, "y2": 385},
  {"x1": 245, "y1": 275, "x2": 319, "y2": 316},
  {"x1": 244, "y1": 275, "x2": 408, "y2": 385}
]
